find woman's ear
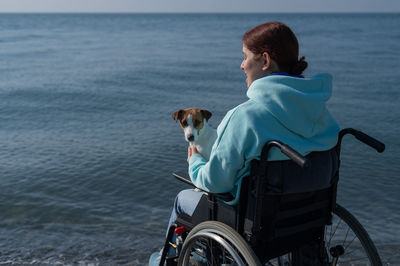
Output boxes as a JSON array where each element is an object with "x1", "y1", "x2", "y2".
[
  {"x1": 261, "y1": 52, "x2": 280, "y2": 73},
  {"x1": 261, "y1": 52, "x2": 271, "y2": 71}
]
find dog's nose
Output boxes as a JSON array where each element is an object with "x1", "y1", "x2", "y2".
[{"x1": 188, "y1": 135, "x2": 194, "y2": 142}]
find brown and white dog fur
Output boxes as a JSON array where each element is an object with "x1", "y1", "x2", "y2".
[{"x1": 172, "y1": 108, "x2": 217, "y2": 161}]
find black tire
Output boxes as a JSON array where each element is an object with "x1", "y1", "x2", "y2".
[{"x1": 178, "y1": 221, "x2": 261, "y2": 266}]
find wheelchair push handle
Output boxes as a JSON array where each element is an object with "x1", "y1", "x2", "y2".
[
  {"x1": 262, "y1": 141, "x2": 309, "y2": 168},
  {"x1": 339, "y1": 128, "x2": 385, "y2": 153},
  {"x1": 281, "y1": 144, "x2": 309, "y2": 168}
]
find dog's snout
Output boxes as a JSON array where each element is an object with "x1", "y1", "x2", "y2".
[{"x1": 188, "y1": 135, "x2": 194, "y2": 142}]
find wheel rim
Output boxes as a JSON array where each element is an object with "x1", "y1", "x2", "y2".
[
  {"x1": 179, "y1": 221, "x2": 260, "y2": 266},
  {"x1": 180, "y1": 230, "x2": 245, "y2": 266}
]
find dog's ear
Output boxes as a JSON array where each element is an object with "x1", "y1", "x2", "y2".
[
  {"x1": 172, "y1": 110, "x2": 184, "y2": 122},
  {"x1": 201, "y1": 110, "x2": 212, "y2": 121}
]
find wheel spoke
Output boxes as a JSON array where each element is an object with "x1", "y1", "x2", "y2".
[
  {"x1": 344, "y1": 235, "x2": 357, "y2": 251},
  {"x1": 328, "y1": 216, "x2": 342, "y2": 248},
  {"x1": 341, "y1": 256, "x2": 371, "y2": 262},
  {"x1": 342, "y1": 226, "x2": 351, "y2": 246}
]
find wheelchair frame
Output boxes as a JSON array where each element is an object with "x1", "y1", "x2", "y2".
[{"x1": 160, "y1": 128, "x2": 385, "y2": 266}]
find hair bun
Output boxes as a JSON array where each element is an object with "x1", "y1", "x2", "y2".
[{"x1": 291, "y1": 56, "x2": 308, "y2": 76}]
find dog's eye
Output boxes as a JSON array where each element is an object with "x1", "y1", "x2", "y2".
[
  {"x1": 193, "y1": 120, "x2": 200, "y2": 127},
  {"x1": 182, "y1": 120, "x2": 188, "y2": 126}
]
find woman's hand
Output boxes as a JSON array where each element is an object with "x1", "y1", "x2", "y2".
[{"x1": 187, "y1": 146, "x2": 200, "y2": 163}]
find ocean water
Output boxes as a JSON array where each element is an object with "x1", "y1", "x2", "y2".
[{"x1": 0, "y1": 13, "x2": 399, "y2": 265}]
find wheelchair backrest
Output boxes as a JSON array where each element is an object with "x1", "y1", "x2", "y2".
[{"x1": 240, "y1": 147, "x2": 339, "y2": 262}]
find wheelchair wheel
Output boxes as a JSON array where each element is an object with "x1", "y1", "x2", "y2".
[
  {"x1": 178, "y1": 221, "x2": 261, "y2": 266},
  {"x1": 324, "y1": 204, "x2": 382, "y2": 265},
  {"x1": 268, "y1": 203, "x2": 382, "y2": 266}
]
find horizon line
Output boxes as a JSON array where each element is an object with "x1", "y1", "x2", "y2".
[{"x1": 0, "y1": 11, "x2": 399, "y2": 14}]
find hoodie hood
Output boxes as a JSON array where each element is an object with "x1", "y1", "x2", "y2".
[{"x1": 247, "y1": 73, "x2": 334, "y2": 138}]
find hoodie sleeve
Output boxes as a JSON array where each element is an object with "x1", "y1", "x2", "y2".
[{"x1": 188, "y1": 108, "x2": 247, "y2": 193}]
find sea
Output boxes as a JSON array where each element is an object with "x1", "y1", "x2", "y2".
[{"x1": 0, "y1": 13, "x2": 399, "y2": 265}]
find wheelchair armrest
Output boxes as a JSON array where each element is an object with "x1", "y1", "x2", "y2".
[
  {"x1": 172, "y1": 172, "x2": 234, "y2": 202},
  {"x1": 172, "y1": 172, "x2": 197, "y2": 187}
]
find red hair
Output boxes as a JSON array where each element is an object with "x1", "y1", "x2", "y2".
[{"x1": 243, "y1": 22, "x2": 307, "y2": 76}]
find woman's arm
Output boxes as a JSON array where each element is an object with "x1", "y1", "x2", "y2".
[{"x1": 187, "y1": 108, "x2": 247, "y2": 194}]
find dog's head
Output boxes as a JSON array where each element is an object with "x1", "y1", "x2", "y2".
[{"x1": 172, "y1": 108, "x2": 212, "y2": 142}]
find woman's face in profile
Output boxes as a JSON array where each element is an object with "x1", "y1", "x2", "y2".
[{"x1": 240, "y1": 44, "x2": 266, "y2": 88}]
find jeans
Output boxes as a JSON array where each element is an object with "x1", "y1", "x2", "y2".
[
  {"x1": 165, "y1": 189, "x2": 204, "y2": 256},
  {"x1": 167, "y1": 188, "x2": 204, "y2": 235}
]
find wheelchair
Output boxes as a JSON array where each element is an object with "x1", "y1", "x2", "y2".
[{"x1": 159, "y1": 128, "x2": 385, "y2": 266}]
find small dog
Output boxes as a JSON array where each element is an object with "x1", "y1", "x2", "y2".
[{"x1": 172, "y1": 108, "x2": 217, "y2": 161}]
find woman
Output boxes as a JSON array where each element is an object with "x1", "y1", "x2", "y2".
[{"x1": 149, "y1": 21, "x2": 339, "y2": 265}]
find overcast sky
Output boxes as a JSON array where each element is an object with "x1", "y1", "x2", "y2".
[{"x1": 0, "y1": 0, "x2": 399, "y2": 13}]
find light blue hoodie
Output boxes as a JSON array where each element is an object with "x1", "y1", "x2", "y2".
[{"x1": 189, "y1": 73, "x2": 339, "y2": 205}]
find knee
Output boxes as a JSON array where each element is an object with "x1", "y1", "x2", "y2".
[
  {"x1": 176, "y1": 189, "x2": 196, "y2": 200},
  {"x1": 173, "y1": 189, "x2": 204, "y2": 215},
  {"x1": 174, "y1": 189, "x2": 194, "y2": 208}
]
